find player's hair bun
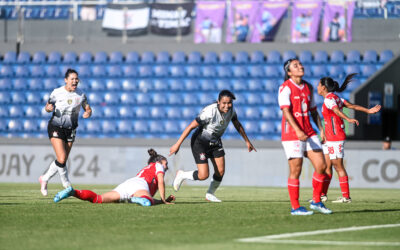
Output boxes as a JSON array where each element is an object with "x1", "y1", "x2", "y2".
[{"x1": 148, "y1": 148, "x2": 158, "y2": 157}]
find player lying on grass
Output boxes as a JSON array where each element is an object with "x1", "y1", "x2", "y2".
[{"x1": 53, "y1": 149, "x2": 175, "y2": 206}]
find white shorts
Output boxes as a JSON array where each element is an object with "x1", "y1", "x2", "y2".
[
  {"x1": 282, "y1": 135, "x2": 322, "y2": 160},
  {"x1": 322, "y1": 141, "x2": 345, "y2": 160},
  {"x1": 113, "y1": 177, "x2": 149, "y2": 202}
]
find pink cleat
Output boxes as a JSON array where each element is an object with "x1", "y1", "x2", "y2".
[{"x1": 39, "y1": 176, "x2": 48, "y2": 196}]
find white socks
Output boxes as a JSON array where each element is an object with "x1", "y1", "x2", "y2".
[
  {"x1": 41, "y1": 160, "x2": 58, "y2": 182},
  {"x1": 41, "y1": 160, "x2": 71, "y2": 188},
  {"x1": 58, "y1": 166, "x2": 71, "y2": 188},
  {"x1": 207, "y1": 180, "x2": 221, "y2": 195},
  {"x1": 182, "y1": 170, "x2": 196, "y2": 181}
]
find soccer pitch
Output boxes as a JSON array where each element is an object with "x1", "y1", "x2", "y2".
[{"x1": 1, "y1": 184, "x2": 399, "y2": 250}]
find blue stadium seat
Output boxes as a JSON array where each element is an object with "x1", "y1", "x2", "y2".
[
  {"x1": 164, "y1": 120, "x2": 180, "y2": 133},
  {"x1": 170, "y1": 65, "x2": 185, "y2": 77},
  {"x1": 232, "y1": 66, "x2": 248, "y2": 78},
  {"x1": 243, "y1": 121, "x2": 259, "y2": 134},
  {"x1": 250, "y1": 51, "x2": 265, "y2": 64},
  {"x1": 48, "y1": 51, "x2": 62, "y2": 64},
  {"x1": 282, "y1": 50, "x2": 297, "y2": 62},
  {"x1": 266, "y1": 50, "x2": 281, "y2": 64},
  {"x1": 2, "y1": 51, "x2": 17, "y2": 64},
  {"x1": 138, "y1": 66, "x2": 153, "y2": 77},
  {"x1": 235, "y1": 51, "x2": 249, "y2": 64},
  {"x1": 248, "y1": 79, "x2": 263, "y2": 91},
  {"x1": 153, "y1": 79, "x2": 168, "y2": 91},
  {"x1": 89, "y1": 105, "x2": 103, "y2": 119},
  {"x1": 17, "y1": 52, "x2": 31, "y2": 64},
  {"x1": 152, "y1": 92, "x2": 168, "y2": 105},
  {"x1": 117, "y1": 120, "x2": 133, "y2": 134},
  {"x1": 204, "y1": 51, "x2": 218, "y2": 64},
  {"x1": 148, "y1": 120, "x2": 164, "y2": 134},
  {"x1": 43, "y1": 78, "x2": 58, "y2": 90},
  {"x1": 94, "y1": 51, "x2": 108, "y2": 64},
  {"x1": 245, "y1": 107, "x2": 261, "y2": 119},
  {"x1": 29, "y1": 78, "x2": 43, "y2": 90},
  {"x1": 134, "y1": 107, "x2": 150, "y2": 120},
  {"x1": 137, "y1": 79, "x2": 153, "y2": 92},
  {"x1": 182, "y1": 106, "x2": 198, "y2": 119},
  {"x1": 76, "y1": 65, "x2": 91, "y2": 78},
  {"x1": 172, "y1": 51, "x2": 186, "y2": 64},
  {"x1": 9, "y1": 105, "x2": 24, "y2": 117},
  {"x1": 231, "y1": 79, "x2": 247, "y2": 91},
  {"x1": 346, "y1": 78, "x2": 362, "y2": 92},
  {"x1": 46, "y1": 65, "x2": 61, "y2": 77},
  {"x1": 88, "y1": 92, "x2": 104, "y2": 105},
  {"x1": 346, "y1": 50, "x2": 361, "y2": 63},
  {"x1": 188, "y1": 51, "x2": 202, "y2": 64},
  {"x1": 219, "y1": 51, "x2": 233, "y2": 64},
  {"x1": 11, "y1": 92, "x2": 26, "y2": 104},
  {"x1": 234, "y1": 93, "x2": 246, "y2": 105},
  {"x1": 0, "y1": 65, "x2": 13, "y2": 77},
  {"x1": 141, "y1": 51, "x2": 155, "y2": 64},
  {"x1": 303, "y1": 65, "x2": 312, "y2": 78},
  {"x1": 23, "y1": 119, "x2": 39, "y2": 132},
  {"x1": 63, "y1": 51, "x2": 78, "y2": 64},
  {"x1": 261, "y1": 107, "x2": 277, "y2": 119},
  {"x1": 92, "y1": 65, "x2": 107, "y2": 77},
  {"x1": 32, "y1": 51, "x2": 46, "y2": 64},
  {"x1": 104, "y1": 92, "x2": 120, "y2": 105},
  {"x1": 314, "y1": 51, "x2": 329, "y2": 63},
  {"x1": 0, "y1": 106, "x2": 8, "y2": 117},
  {"x1": 156, "y1": 51, "x2": 170, "y2": 64},
  {"x1": 330, "y1": 50, "x2": 345, "y2": 64},
  {"x1": 103, "y1": 106, "x2": 118, "y2": 118},
  {"x1": 259, "y1": 121, "x2": 275, "y2": 134},
  {"x1": 0, "y1": 91, "x2": 11, "y2": 104},
  {"x1": 312, "y1": 65, "x2": 327, "y2": 77},
  {"x1": 150, "y1": 106, "x2": 166, "y2": 119},
  {"x1": 200, "y1": 79, "x2": 216, "y2": 91},
  {"x1": 79, "y1": 52, "x2": 93, "y2": 64},
  {"x1": 154, "y1": 65, "x2": 169, "y2": 77},
  {"x1": 265, "y1": 65, "x2": 280, "y2": 78},
  {"x1": 38, "y1": 119, "x2": 48, "y2": 132},
  {"x1": 108, "y1": 65, "x2": 123, "y2": 77},
  {"x1": 379, "y1": 50, "x2": 394, "y2": 64},
  {"x1": 120, "y1": 93, "x2": 135, "y2": 105},
  {"x1": 15, "y1": 65, "x2": 30, "y2": 77},
  {"x1": 109, "y1": 51, "x2": 123, "y2": 64},
  {"x1": 7, "y1": 119, "x2": 23, "y2": 132},
  {"x1": 202, "y1": 66, "x2": 217, "y2": 77},
  {"x1": 345, "y1": 64, "x2": 361, "y2": 75},
  {"x1": 299, "y1": 50, "x2": 313, "y2": 64},
  {"x1": 26, "y1": 92, "x2": 41, "y2": 104},
  {"x1": 85, "y1": 120, "x2": 102, "y2": 134},
  {"x1": 247, "y1": 93, "x2": 262, "y2": 105},
  {"x1": 119, "y1": 106, "x2": 134, "y2": 118},
  {"x1": 123, "y1": 65, "x2": 138, "y2": 77},
  {"x1": 183, "y1": 93, "x2": 198, "y2": 105},
  {"x1": 166, "y1": 106, "x2": 181, "y2": 119},
  {"x1": 217, "y1": 66, "x2": 232, "y2": 78},
  {"x1": 361, "y1": 65, "x2": 377, "y2": 77},
  {"x1": 25, "y1": 106, "x2": 41, "y2": 118},
  {"x1": 121, "y1": 79, "x2": 136, "y2": 91},
  {"x1": 89, "y1": 79, "x2": 105, "y2": 91},
  {"x1": 363, "y1": 50, "x2": 378, "y2": 64},
  {"x1": 126, "y1": 52, "x2": 140, "y2": 64},
  {"x1": 136, "y1": 93, "x2": 151, "y2": 105},
  {"x1": 215, "y1": 79, "x2": 231, "y2": 91},
  {"x1": 169, "y1": 79, "x2": 184, "y2": 91},
  {"x1": 13, "y1": 78, "x2": 28, "y2": 90},
  {"x1": 0, "y1": 79, "x2": 11, "y2": 90},
  {"x1": 262, "y1": 93, "x2": 275, "y2": 105},
  {"x1": 249, "y1": 66, "x2": 264, "y2": 78},
  {"x1": 186, "y1": 65, "x2": 201, "y2": 77},
  {"x1": 328, "y1": 65, "x2": 344, "y2": 78}
]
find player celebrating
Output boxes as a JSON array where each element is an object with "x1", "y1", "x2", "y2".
[
  {"x1": 53, "y1": 149, "x2": 175, "y2": 206},
  {"x1": 317, "y1": 74, "x2": 381, "y2": 203},
  {"x1": 279, "y1": 58, "x2": 332, "y2": 215},
  {"x1": 169, "y1": 90, "x2": 256, "y2": 202},
  {"x1": 39, "y1": 69, "x2": 92, "y2": 197}
]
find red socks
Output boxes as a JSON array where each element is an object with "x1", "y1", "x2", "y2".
[
  {"x1": 312, "y1": 172, "x2": 325, "y2": 203},
  {"x1": 288, "y1": 179, "x2": 300, "y2": 209},
  {"x1": 322, "y1": 174, "x2": 332, "y2": 196},
  {"x1": 74, "y1": 190, "x2": 103, "y2": 203},
  {"x1": 339, "y1": 176, "x2": 350, "y2": 198}
]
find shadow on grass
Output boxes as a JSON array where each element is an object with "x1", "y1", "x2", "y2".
[{"x1": 335, "y1": 208, "x2": 400, "y2": 214}]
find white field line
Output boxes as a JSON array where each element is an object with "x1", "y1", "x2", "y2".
[{"x1": 238, "y1": 223, "x2": 400, "y2": 246}]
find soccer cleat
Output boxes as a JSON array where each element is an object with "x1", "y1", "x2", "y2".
[
  {"x1": 205, "y1": 193, "x2": 222, "y2": 202},
  {"x1": 321, "y1": 195, "x2": 328, "y2": 202},
  {"x1": 310, "y1": 201, "x2": 333, "y2": 214},
  {"x1": 332, "y1": 197, "x2": 352, "y2": 203},
  {"x1": 54, "y1": 186, "x2": 74, "y2": 203},
  {"x1": 172, "y1": 170, "x2": 185, "y2": 192},
  {"x1": 130, "y1": 197, "x2": 151, "y2": 206},
  {"x1": 291, "y1": 206, "x2": 314, "y2": 216},
  {"x1": 39, "y1": 176, "x2": 48, "y2": 196}
]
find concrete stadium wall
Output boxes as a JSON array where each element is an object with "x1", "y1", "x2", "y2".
[{"x1": 1, "y1": 138, "x2": 399, "y2": 189}]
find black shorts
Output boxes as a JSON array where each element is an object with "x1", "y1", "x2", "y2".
[
  {"x1": 47, "y1": 123, "x2": 76, "y2": 143},
  {"x1": 191, "y1": 132, "x2": 225, "y2": 164}
]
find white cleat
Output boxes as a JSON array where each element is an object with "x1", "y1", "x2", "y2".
[
  {"x1": 206, "y1": 193, "x2": 222, "y2": 203},
  {"x1": 172, "y1": 170, "x2": 185, "y2": 192},
  {"x1": 332, "y1": 197, "x2": 352, "y2": 203},
  {"x1": 39, "y1": 176, "x2": 48, "y2": 196}
]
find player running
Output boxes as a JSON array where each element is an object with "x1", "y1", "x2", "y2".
[
  {"x1": 169, "y1": 90, "x2": 256, "y2": 202},
  {"x1": 279, "y1": 58, "x2": 332, "y2": 215},
  {"x1": 39, "y1": 69, "x2": 92, "y2": 197},
  {"x1": 317, "y1": 74, "x2": 381, "y2": 203},
  {"x1": 53, "y1": 149, "x2": 175, "y2": 206}
]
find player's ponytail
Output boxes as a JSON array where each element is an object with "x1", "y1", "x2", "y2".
[
  {"x1": 320, "y1": 73, "x2": 357, "y2": 93},
  {"x1": 336, "y1": 73, "x2": 357, "y2": 93},
  {"x1": 147, "y1": 148, "x2": 167, "y2": 164}
]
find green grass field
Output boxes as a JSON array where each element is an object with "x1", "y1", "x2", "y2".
[{"x1": 1, "y1": 183, "x2": 399, "y2": 250}]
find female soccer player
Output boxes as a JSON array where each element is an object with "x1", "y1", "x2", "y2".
[
  {"x1": 39, "y1": 69, "x2": 92, "y2": 196},
  {"x1": 317, "y1": 74, "x2": 381, "y2": 203},
  {"x1": 279, "y1": 58, "x2": 332, "y2": 215},
  {"x1": 53, "y1": 149, "x2": 175, "y2": 206},
  {"x1": 169, "y1": 90, "x2": 256, "y2": 202}
]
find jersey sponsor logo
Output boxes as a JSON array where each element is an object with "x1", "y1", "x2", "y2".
[
  {"x1": 52, "y1": 131, "x2": 58, "y2": 137},
  {"x1": 199, "y1": 153, "x2": 206, "y2": 161},
  {"x1": 294, "y1": 112, "x2": 309, "y2": 117},
  {"x1": 294, "y1": 96, "x2": 300, "y2": 99}
]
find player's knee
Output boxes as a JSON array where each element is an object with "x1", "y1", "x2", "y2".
[{"x1": 197, "y1": 171, "x2": 209, "y2": 180}]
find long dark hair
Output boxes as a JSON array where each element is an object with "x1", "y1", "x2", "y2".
[
  {"x1": 218, "y1": 89, "x2": 236, "y2": 101},
  {"x1": 320, "y1": 73, "x2": 357, "y2": 93},
  {"x1": 65, "y1": 68, "x2": 78, "y2": 79},
  {"x1": 283, "y1": 58, "x2": 298, "y2": 81},
  {"x1": 147, "y1": 148, "x2": 167, "y2": 164}
]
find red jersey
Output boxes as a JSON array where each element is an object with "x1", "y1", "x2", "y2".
[
  {"x1": 278, "y1": 79, "x2": 317, "y2": 141},
  {"x1": 136, "y1": 162, "x2": 165, "y2": 197},
  {"x1": 321, "y1": 92, "x2": 347, "y2": 141}
]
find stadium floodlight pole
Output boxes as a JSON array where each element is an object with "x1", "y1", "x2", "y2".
[
  {"x1": 66, "y1": 7, "x2": 74, "y2": 44},
  {"x1": 16, "y1": 6, "x2": 25, "y2": 55},
  {"x1": 176, "y1": 6, "x2": 183, "y2": 43},
  {"x1": 3, "y1": 8, "x2": 7, "y2": 43},
  {"x1": 122, "y1": 7, "x2": 128, "y2": 44}
]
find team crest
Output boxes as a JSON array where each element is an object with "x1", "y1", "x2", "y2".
[
  {"x1": 52, "y1": 131, "x2": 58, "y2": 137},
  {"x1": 67, "y1": 99, "x2": 72, "y2": 105},
  {"x1": 220, "y1": 120, "x2": 224, "y2": 125},
  {"x1": 199, "y1": 153, "x2": 206, "y2": 161}
]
